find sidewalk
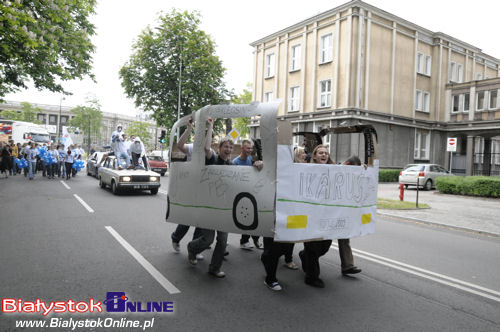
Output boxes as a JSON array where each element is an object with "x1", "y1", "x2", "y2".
[{"x1": 377, "y1": 183, "x2": 500, "y2": 237}]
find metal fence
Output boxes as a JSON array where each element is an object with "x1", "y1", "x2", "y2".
[{"x1": 473, "y1": 153, "x2": 500, "y2": 176}]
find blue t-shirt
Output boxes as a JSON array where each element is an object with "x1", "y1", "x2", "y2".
[{"x1": 232, "y1": 155, "x2": 252, "y2": 166}]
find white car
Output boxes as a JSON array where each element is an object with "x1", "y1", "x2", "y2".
[
  {"x1": 399, "y1": 163, "x2": 454, "y2": 190},
  {"x1": 98, "y1": 156, "x2": 161, "y2": 195}
]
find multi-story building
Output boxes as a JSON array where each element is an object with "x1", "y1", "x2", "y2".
[
  {"x1": 251, "y1": 0, "x2": 500, "y2": 175},
  {"x1": 0, "y1": 100, "x2": 164, "y2": 152}
]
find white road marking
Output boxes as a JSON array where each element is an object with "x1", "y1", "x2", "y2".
[
  {"x1": 73, "y1": 194, "x2": 95, "y2": 213},
  {"x1": 60, "y1": 180, "x2": 71, "y2": 190},
  {"x1": 105, "y1": 226, "x2": 180, "y2": 295},
  {"x1": 330, "y1": 244, "x2": 500, "y2": 303},
  {"x1": 159, "y1": 189, "x2": 168, "y2": 195}
]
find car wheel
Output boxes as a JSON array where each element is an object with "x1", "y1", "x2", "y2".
[
  {"x1": 111, "y1": 180, "x2": 119, "y2": 195},
  {"x1": 232, "y1": 192, "x2": 258, "y2": 231},
  {"x1": 87, "y1": 168, "x2": 91, "y2": 176},
  {"x1": 424, "y1": 179, "x2": 432, "y2": 191},
  {"x1": 161, "y1": 172, "x2": 165, "y2": 177},
  {"x1": 99, "y1": 177, "x2": 106, "y2": 189},
  {"x1": 151, "y1": 188, "x2": 158, "y2": 195}
]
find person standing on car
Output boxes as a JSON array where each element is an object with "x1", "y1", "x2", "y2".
[
  {"x1": 110, "y1": 124, "x2": 130, "y2": 169},
  {"x1": 130, "y1": 137, "x2": 147, "y2": 169}
]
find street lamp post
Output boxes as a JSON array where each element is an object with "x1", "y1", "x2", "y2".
[{"x1": 58, "y1": 96, "x2": 65, "y2": 143}]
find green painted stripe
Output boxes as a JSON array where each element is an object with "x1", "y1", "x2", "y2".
[
  {"x1": 171, "y1": 202, "x2": 274, "y2": 213},
  {"x1": 277, "y1": 198, "x2": 376, "y2": 209}
]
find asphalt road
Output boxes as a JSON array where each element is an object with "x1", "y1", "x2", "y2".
[{"x1": 0, "y1": 172, "x2": 499, "y2": 331}]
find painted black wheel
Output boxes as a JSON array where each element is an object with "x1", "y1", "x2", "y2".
[{"x1": 232, "y1": 192, "x2": 258, "y2": 230}]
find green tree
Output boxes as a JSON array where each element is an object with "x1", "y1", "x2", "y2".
[
  {"x1": 231, "y1": 83, "x2": 253, "y2": 138},
  {"x1": 119, "y1": 9, "x2": 228, "y2": 144},
  {"x1": 126, "y1": 121, "x2": 153, "y2": 150},
  {"x1": 19, "y1": 102, "x2": 42, "y2": 124},
  {"x1": 68, "y1": 99, "x2": 102, "y2": 152},
  {"x1": 0, "y1": 1, "x2": 97, "y2": 98},
  {"x1": 0, "y1": 109, "x2": 21, "y2": 120}
]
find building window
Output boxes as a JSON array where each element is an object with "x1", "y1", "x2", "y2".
[
  {"x1": 292, "y1": 124, "x2": 299, "y2": 147},
  {"x1": 463, "y1": 93, "x2": 470, "y2": 112},
  {"x1": 60, "y1": 116, "x2": 68, "y2": 125},
  {"x1": 49, "y1": 115, "x2": 57, "y2": 125},
  {"x1": 477, "y1": 91, "x2": 485, "y2": 110},
  {"x1": 265, "y1": 53, "x2": 275, "y2": 78},
  {"x1": 415, "y1": 90, "x2": 422, "y2": 111},
  {"x1": 289, "y1": 86, "x2": 300, "y2": 112},
  {"x1": 476, "y1": 73, "x2": 482, "y2": 80},
  {"x1": 457, "y1": 64, "x2": 463, "y2": 83},
  {"x1": 451, "y1": 95, "x2": 459, "y2": 113},
  {"x1": 290, "y1": 44, "x2": 301, "y2": 71},
  {"x1": 449, "y1": 62, "x2": 463, "y2": 83},
  {"x1": 264, "y1": 91, "x2": 273, "y2": 102},
  {"x1": 318, "y1": 80, "x2": 331, "y2": 108},
  {"x1": 37, "y1": 113, "x2": 46, "y2": 123},
  {"x1": 489, "y1": 90, "x2": 497, "y2": 109},
  {"x1": 414, "y1": 129, "x2": 430, "y2": 160},
  {"x1": 417, "y1": 53, "x2": 431, "y2": 76},
  {"x1": 423, "y1": 92, "x2": 430, "y2": 112},
  {"x1": 320, "y1": 33, "x2": 333, "y2": 63}
]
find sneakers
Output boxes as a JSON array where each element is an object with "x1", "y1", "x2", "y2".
[
  {"x1": 188, "y1": 251, "x2": 197, "y2": 265},
  {"x1": 264, "y1": 280, "x2": 282, "y2": 291},
  {"x1": 172, "y1": 240, "x2": 180, "y2": 252},
  {"x1": 240, "y1": 242, "x2": 254, "y2": 250},
  {"x1": 254, "y1": 241, "x2": 263, "y2": 250},
  {"x1": 208, "y1": 270, "x2": 225, "y2": 278},
  {"x1": 284, "y1": 261, "x2": 299, "y2": 270},
  {"x1": 196, "y1": 253, "x2": 204, "y2": 260}
]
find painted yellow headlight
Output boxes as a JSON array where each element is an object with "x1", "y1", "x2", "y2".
[
  {"x1": 150, "y1": 176, "x2": 159, "y2": 182},
  {"x1": 121, "y1": 176, "x2": 131, "y2": 182}
]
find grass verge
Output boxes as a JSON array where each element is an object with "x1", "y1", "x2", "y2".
[{"x1": 377, "y1": 198, "x2": 429, "y2": 210}]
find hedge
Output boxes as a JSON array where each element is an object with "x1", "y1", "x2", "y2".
[
  {"x1": 435, "y1": 176, "x2": 500, "y2": 198},
  {"x1": 379, "y1": 169, "x2": 400, "y2": 182}
]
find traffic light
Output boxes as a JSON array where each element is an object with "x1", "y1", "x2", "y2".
[{"x1": 159, "y1": 130, "x2": 166, "y2": 144}]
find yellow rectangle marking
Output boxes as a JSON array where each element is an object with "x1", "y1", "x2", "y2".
[
  {"x1": 286, "y1": 215, "x2": 307, "y2": 229},
  {"x1": 361, "y1": 213, "x2": 372, "y2": 224}
]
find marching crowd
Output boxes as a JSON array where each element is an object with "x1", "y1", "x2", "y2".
[
  {"x1": 170, "y1": 117, "x2": 364, "y2": 291},
  {"x1": 0, "y1": 140, "x2": 85, "y2": 180}
]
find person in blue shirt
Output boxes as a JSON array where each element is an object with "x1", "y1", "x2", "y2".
[{"x1": 232, "y1": 139, "x2": 263, "y2": 250}]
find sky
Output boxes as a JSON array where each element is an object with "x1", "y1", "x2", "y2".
[{"x1": 5, "y1": 0, "x2": 500, "y2": 117}]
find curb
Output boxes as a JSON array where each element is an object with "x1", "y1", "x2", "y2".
[{"x1": 377, "y1": 212, "x2": 500, "y2": 238}]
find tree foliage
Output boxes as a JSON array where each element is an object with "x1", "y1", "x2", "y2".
[
  {"x1": 0, "y1": 0, "x2": 97, "y2": 98},
  {"x1": 68, "y1": 99, "x2": 102, "y2": 142},
  {"x1": 231, "y1": 83, "x2": 253, "y2": 138},
  {"x1": 119, "y1": 9, "x2": 228, "y2": 137},
  {"x1": 1, "y1": 101, "x2": 42, "y2": 123}
]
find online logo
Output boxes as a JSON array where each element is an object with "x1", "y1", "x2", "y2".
[{"x1": 103, "y1": 292, "x2": 173, "y2": 313}]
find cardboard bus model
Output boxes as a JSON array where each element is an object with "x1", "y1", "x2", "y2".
[{"x1": 166, "y1": 102, "x2": 379, "y2": 242}]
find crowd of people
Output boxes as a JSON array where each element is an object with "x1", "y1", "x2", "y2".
[
  {"x1": 170, "y1": 117, "x2": 364, "y2": 291},
  {"x1": 0, "y1": 140, "x2": 85, "y2": 180},
  {"x1": 110, "y1": 123, "x2": 147, "y2": 169}
]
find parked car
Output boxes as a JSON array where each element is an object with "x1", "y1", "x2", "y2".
[
  {"x1": 87, "y1": 152, "x2": 107, "y2": 178},
  {"x1": 98, "y1": 156, "x2": 161, "y2": 195},
  {"x1": 399, "y1": 163, "x2": 454, "y2": 190},
  {"x1": 147, "y1": 155, "x2": 168, "y2": 176}
]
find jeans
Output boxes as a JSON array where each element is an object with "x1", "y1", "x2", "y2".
[
  {"x1": 188, "y1": 228, "x2": 227, "y2": 273},
  {"x1": 131, "y1": 152, "x2": 148, "y2": 169},
  {"x1": 58, "y1": 161, "x2": 65, "y2": 177},
  {"x1": 48, "y1": 163, "x2": 58, "y2": 178},
  {"x1": 171, "y1": 225, "x2": 203, "y2": 243},
  {"x1": 10, "y1": 156, "x2": 16, "y2": 175},
  {"x1": 29, "y1": 161, "x2": 36, "y2": 179},
  {"x1": 116, "y1": 151, "x2": 130, "y2": 168}
]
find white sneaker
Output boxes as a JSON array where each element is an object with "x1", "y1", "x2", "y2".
[
  {"x1": 172, "y1": 241, "x2": 180, "y2": 252},
  {"x1": 240, "y1": 242, "x2": 254, "y2": 250},
  {"x1": 264, "y1": 280, "x2": 282, "y2": 291},
  {"x1": 196, "y1": 253, "x2": 204, "y2": 260}
]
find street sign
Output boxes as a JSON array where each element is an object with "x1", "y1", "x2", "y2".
[{"x1": 447, "y1": 137, "x2": 457, "y2": 152}]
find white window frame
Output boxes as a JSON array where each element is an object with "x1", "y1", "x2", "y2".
[
  {"x1": 477, "y1": 91, "x2": 485, "y2": 110},
  {"x1": 449, "y1": 62, "x2": 456, "y2": 82},
  {"x1": 414, "y1": 129, "x2": 430, "y2": 160},
  {"x1": 415, "y1": 89, "x2": 422, "y2": 111},
  {"x1": 494, "y1": 140, "x2": 500, "y2": 165},
  {"x1": 423, "y1": 91, "x2": 430, "y2": 113},
  {"x1": 320, "y1": 33, "x2": 333, "y2": 64},
  {"x1": 457, "y1": 64, "x2": 463, "y2": 83},
  {"x1": 289, "y1": 86, "x2": 300, "y2": 112},
  {"x1": 265, "y1": 53, "x2": 275, "y2": 78},
  {"x1": 489, "y1": 89, "x2": 497, "y2": 109},
  {"x1": 425, "y1": 55, "x2": 432, "y2": 76},
  {"x1": 264, "y1": 91, "x2": 273, "y2": 102},
  {"x1": 290, "y1": 44, "x2": 301, "y2": 71},
  {"x1": 318, "y1": 79, "x2": 331, "y2": 108},
  {"x1": 463, "y1": 93, "x2": 470, "y2": 112},
  {"x1": 416, "y1": 53, "x2": 424, "y2": 74},
  {"x1": 451, "y1": 94, "x2": 459, "y2": 113}
]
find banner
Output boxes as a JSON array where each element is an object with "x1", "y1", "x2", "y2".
[
  {"x1": 274, "y1": 145, "x2": 378, "y2": 242},
  {"x1": 62, "y1": 127, "x2": 73, "y2": 149}
]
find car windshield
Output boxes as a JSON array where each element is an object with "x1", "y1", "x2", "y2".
[
  {"x1": 148, "y1": 156, "x2": 163, "y2": 161},
  {"x1": 405, "y1": 165, "x2": 425, "y2": 172}
]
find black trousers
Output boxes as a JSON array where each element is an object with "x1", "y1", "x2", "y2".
[
  {"x1": 260, "y1": 237, "x2": 295, "y2": 283},
  {"x1": 65, "y1": 162, "x2": 73, "y2": 179},
  {"x1": 240, "y1": 234, "x2": 260, "y2": 245},
  {"x1": 299, "y1": 240, "x2": 332, "y2": 281}
]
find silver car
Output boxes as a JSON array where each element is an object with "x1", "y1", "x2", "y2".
[
  {"x1": 98, "y1": 156, "x2": 161, "y2": 195},
  {"x1": 399, "y1": 164, "x2": 454, "y2": 190}
]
